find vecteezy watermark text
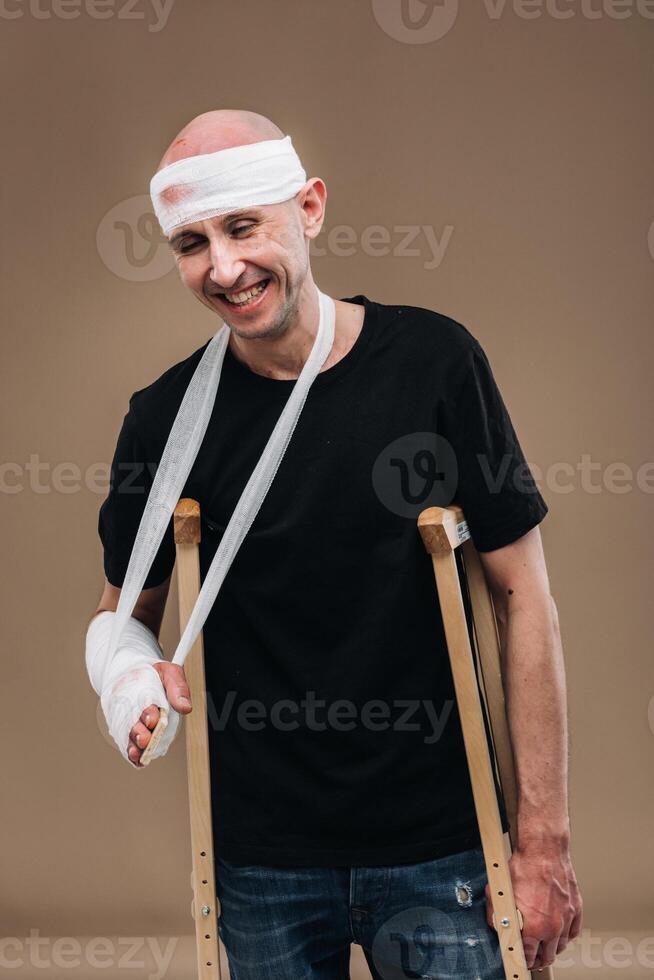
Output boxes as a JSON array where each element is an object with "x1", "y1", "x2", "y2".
[
  {"x1": 3, "y1": 451, "x2": 654, "y2": 498},
  {"x1": 310, "y1": 223, "x2": 454, "y2": 270},
  {"x1": 205, "y1": 691, "x2": 455, "y2": 745},
  {"x1": 96, "y1": 691, "x2": 456, "y2": 747},
  {"x1": 0, "y1": 931, "x2": 178, "y2": 979},
  {"x1": 371, "y1": 0, "x2": 654, "y2": 46},
  {"x1": 0, "y1": 0, "x2": 176, "y2": 31},
  {"x1": 95, "y1": 194, "x2": 455, "y2": 282}
]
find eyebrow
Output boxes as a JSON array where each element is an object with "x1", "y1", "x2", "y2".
[{"x1": 169, "y1": 209, "x2": 264, "y2": 249}]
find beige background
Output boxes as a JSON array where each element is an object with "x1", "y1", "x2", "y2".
[{"x1": 1, "y1": 2, "x2": 652, "y2": 978}]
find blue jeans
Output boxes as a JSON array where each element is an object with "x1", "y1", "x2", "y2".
[{"x1": 215, "y1": 844, "x2": 505, "y2": 979}]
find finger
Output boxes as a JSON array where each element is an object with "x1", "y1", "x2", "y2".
[
  {"x1": 157, "y1": 663, "x2": 193, "y2": 713},
  {"x1": 568, "y1": 906, "x2": 583, "y2": 942},
  {"x1": 141, "y1": 705, "x2": 160, "y2": 729},
  {"x1": 522, "y1": 935, "x2": 540, "y2": 970},
  {"x1": 554, "y1": 916, "x2": 574, "y2": 956},
  {"x1": 129, "y1": 720, "x2": 153, "y2": 749},
  {"x1": 126, "y1": 738, "x2": 143, "y2": 767},
  {"x1": 531, "y1": 941, "x2": 545, "y2": 972},
  {"x1": 555, "y1": 917, "x2": 572, "y2": 956},
  {"x1": 534, "y1": 937, "x2": 559, "y2": 970},
  {"x1": 484, "y1": 884, "x2": 495, "y2": 930}
]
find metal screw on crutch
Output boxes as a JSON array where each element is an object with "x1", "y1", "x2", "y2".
[
  {"x1": 495, "y1": 908, "x2": 525, "y2": 931},
  {"x1": 418, "y1": 505, "x2": 554, "y2": 980}
]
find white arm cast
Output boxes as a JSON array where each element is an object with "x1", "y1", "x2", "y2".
[{"x1": 85, "y1": 610, "x2": 180, "y2": 767}]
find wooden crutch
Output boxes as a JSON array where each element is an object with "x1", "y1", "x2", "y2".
[
  {"x1": 417, "y1": 504, "x2": 555, "y2": 980},
  {"x1": 141, "y1": 498, "x2": 223, "y2": 979}
]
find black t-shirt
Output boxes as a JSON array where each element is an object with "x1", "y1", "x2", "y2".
[{"x1": 98, "y1": 294, "x2": 548, "y2": 868}]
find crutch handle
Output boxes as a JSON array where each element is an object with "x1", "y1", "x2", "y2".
[
  {"x1": 492, "y1": 906, "x2": 524, "y2": 932},
  {"x1": 140, "y1": 498, "x2": 202, "y2": 768},
  {"x1": 139, "y1": 706, "x2": 169, "y2": 767}
]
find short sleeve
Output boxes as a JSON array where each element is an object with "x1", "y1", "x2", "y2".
[
  {"x1": 442, "y1": 341, "x2": 548, "y2": 552},
  {"x1": 98, "y1": 403, "x2": 176, "y2": 588}
]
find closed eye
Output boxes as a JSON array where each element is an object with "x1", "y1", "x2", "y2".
[
  {"x1": 176, "y1": 237, "x2": 204, "y2": 254},
  {"x1": 174, "y1": 221, "x2": 257, "y2": 253}
]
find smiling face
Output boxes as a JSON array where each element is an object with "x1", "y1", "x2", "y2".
[{"x1": 167, "y1": 182, "x2": 326, "y2": 341}]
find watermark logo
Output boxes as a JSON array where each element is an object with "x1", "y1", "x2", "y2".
[
  {"x1": 370, "y1": 906, "x2": 482, "y2": 977},
  {"x1": 371, "y1": 0, "x2": 460, "y2": 43},
  {"x1": 369, "y1": 915, "x2": 654, "y2": 975},
  {"x1": 372, "y1": 432, "x2": 459, "y2": 518},
  {"x1": 96, "y1": 195, "x2": 174, "y2": 282}
]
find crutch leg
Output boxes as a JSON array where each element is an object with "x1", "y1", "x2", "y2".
[
  {"x1": 140, "y1": 500, "x2": 223, "y2": 977},
  {"x1": 418, "y1": 505, "x2": 554, "y2": 980}
]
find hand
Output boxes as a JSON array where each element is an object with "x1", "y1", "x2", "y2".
[
  {"x1": 485, "y1": 839, "x2": 583, "y2": 971},
  {"x1": 127, "y1": 662, "x2": 192, "y2": 767}
]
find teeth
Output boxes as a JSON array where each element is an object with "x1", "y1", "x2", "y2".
[{"x1": 225, "y1": 281, "x2": 267, "y2": 304}]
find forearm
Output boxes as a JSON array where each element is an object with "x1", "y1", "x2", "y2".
[
  {"x1": 480, "y1": 532, "x2": 583, "y2": 963},
  {"x1": 90, "y1": 576, "x2": 171, "y2": 639},
  {"x1": 497, "y1": 593, "x2": 571, "y2": 850}
]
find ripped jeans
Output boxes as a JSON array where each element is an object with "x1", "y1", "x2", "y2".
[{"x1": 215, "y1": 844, "x2": 505, "y2": 979}]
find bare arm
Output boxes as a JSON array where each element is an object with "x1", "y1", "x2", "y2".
[
  {"x1": 480, "y1": 527, "x2": 569, "y2": 844},
  {"x1": 478, "y1": 526, "x2": 583, "y2": 970},
  {"x1": 90, "y1": 575, "x2": 172, "y2": 638},
  {"x1": 89, "y1": 574, "x2": 191, "y2": 766}
]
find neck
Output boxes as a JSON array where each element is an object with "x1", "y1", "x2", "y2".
[{"x1": 227, "y1": 284, "x2": 364, "y2": 381}]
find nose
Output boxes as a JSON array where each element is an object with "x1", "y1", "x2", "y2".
[{"x1": 207, "y1": 238, "x2": 247, "y2": 293}]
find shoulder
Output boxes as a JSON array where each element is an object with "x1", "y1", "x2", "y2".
[
  {"x1": 125, "y1": 338, "x2": 212, "y2": 444},
  {"x1": 367, "y1": 296, "x2": 485, "y2": 377}
]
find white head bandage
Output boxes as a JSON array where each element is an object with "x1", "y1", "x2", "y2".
[{"x1": 149, "y1": 134, "x2": 307, "y2": 236}]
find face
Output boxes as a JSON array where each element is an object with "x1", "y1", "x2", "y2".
[{"x1": 167, "y1": 180, "x2": 326, "y2": 341}]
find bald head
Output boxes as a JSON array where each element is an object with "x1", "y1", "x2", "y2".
[{"x1": 156, "y1": 109, "x2": 285, "y2": 172}]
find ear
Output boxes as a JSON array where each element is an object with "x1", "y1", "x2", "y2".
[{"x1": 297, "y1": 178, "x2": 327, "y2": 241}]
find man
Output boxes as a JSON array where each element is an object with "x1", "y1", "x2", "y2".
[{"x1": 87, "y1": 109, "x2": 582, "y2": 979}]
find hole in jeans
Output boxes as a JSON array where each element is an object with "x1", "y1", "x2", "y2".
[{"x1": 455, "y1": 880, "x2": 473, "y2": 907}]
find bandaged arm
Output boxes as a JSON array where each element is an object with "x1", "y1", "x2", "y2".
[{"x1": 85, "y1": 580, "x2": 180, "y2": 767}]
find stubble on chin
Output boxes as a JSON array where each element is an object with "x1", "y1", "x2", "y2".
[{"x1": 230, "y1": 288, "x2": 297, "y2": 342}]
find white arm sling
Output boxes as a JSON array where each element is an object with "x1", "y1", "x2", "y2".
[{"x1": 108, "y1": 288, "x2": 335, "y2": 669}]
